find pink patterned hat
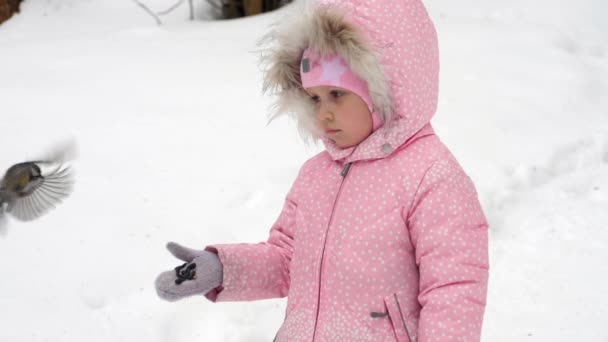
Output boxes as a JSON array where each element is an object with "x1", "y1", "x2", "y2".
[{"x1": 300, "y1": 48, "x2": 384, "y2": 131}]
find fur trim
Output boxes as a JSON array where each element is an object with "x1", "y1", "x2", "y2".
[{"x1": 259, "y1": 2, "x2": 393, "y2": 143}]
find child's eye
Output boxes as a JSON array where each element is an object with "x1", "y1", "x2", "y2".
[
  {"x1": 310, "y1": 95, "x2": 320, "y2": 103},
  {"x1": 330, "y1": 90, "x2": 345, "y2": 98}
]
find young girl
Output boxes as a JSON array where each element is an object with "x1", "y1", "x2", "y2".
[{"x1": 155, "y1": 0, "x2": 489, "y2": 341}]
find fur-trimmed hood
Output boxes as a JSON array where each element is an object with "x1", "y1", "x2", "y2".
[{"x1": 260, "y1": 0, "x2": 439, "y2": 163}]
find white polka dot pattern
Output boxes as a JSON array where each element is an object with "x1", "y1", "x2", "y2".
[{"x1": 206, "y1": 132, "x2": 489, "y2": 341}]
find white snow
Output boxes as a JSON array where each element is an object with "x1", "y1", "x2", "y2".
[{"x1": 0, "y1": 0, "x2": 606, "y2": 341}]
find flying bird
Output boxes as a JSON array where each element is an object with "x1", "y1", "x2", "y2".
[{"x1": 0, "y1": 141, "x2": 76, "y2": 228}]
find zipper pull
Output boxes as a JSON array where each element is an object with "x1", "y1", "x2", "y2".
[
  {"x1": 370, "y1": 310, "x2": 388, "y2": 318},
  {"x1": 341, "y1": 163, "x2": 352, "y2": 178}
]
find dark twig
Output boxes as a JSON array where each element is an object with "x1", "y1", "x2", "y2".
[
  {"x1": 188, "y1": 0, "x2": 194, "y2": 20},
  {"x1": 156, "y1": 0, "x2": 186, "y2": 15},
  {"x1": 132, "y1": 0, "x2": 162, "y2": 25},
  {"x1": 206, "y1": 0, "x2": 223, "y2": 10}
]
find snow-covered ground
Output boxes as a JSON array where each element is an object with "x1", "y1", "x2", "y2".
[{"x1": 0, "y1": 0, "x2": 606, "y2": 341}]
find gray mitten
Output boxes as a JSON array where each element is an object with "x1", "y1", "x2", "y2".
[{"x1": 155, "y1": 242, "x2": 223, "y2": 302}]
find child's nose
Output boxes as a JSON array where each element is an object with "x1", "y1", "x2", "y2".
[{"x1": 316, "y1": 103, "x2": 334, "y2": 122}]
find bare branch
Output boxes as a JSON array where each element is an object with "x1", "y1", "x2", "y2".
[
  {"x1": 156, "y1": 0, "x2": 186, "y2": 15},
  {"x1": 188, "y1": 0, "x2": 194, "y2": 20},
  {"x1": 132, "y1": 0, "x2": 162, "y2": 25},
  {"x1": 206, "y1": 0, "x2": 222, "y2": 10}
]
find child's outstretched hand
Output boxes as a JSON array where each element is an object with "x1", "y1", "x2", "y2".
[{"x1": 155, "y1": 242, "x2": 223, "y2": 302}]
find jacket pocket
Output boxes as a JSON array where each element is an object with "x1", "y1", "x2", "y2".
[{"x1": 383, "y1": 292, "x2": 418, "y2": 342}]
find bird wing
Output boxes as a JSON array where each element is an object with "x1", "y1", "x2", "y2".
[{"x1": 7, "y1": 164, "x2": 73, "y2": 221}]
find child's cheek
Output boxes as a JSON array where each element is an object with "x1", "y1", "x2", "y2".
[{"x1": 313, "y1": 121, "x2": 330, "y2": 139}]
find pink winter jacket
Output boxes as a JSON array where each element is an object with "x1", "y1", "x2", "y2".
[{"x1": 205, "y1": 1, "x2": 489, "y2": 341}]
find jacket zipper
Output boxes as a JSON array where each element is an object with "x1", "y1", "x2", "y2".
[
  {"x1": 393, "y1": 293, "x2": 412, "y2": 342},
  {"x1": 311, "y1": 162, "x2": 352, "y2": 342}
]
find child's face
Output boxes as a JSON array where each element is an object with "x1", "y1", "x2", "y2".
[{"x1": 306, "y1": 86, "x2": 373, "y2": 149}]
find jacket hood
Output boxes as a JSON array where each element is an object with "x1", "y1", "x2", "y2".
[{"x1": 261, "y1": 0, "x2": 439, "y2": 163}]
